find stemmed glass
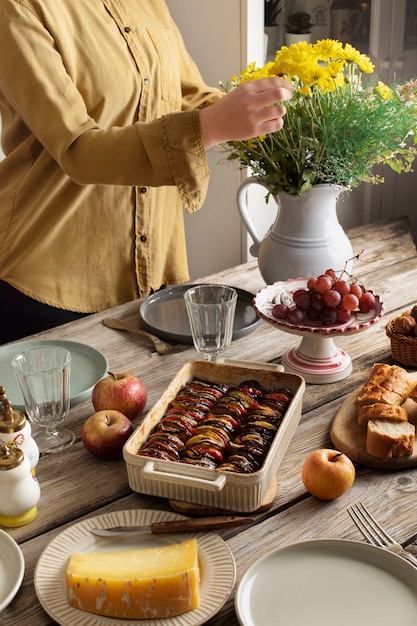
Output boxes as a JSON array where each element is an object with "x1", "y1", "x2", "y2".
[
  {"x1": 184, "y1": 284, "x2": 237, "y2": 361},
  {"x1": 11, "y1": 346, "x2": 75, "y2": 454}
]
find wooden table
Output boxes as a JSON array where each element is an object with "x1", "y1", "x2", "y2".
[{"x1": 3, "y1": 217, "x2": 417, "y2": 625}]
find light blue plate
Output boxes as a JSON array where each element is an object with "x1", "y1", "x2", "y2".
[{"x1": 0, "y1": 339, "x2": 108, "y2": 410}]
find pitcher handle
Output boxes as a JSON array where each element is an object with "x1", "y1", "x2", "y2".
[{"x1": 236, "y1": 176, "x2": 271, "y2": 257}]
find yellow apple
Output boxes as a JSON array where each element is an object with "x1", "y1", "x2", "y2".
[{"x1": 301, "y1": 448, "x2": 355, "y2": 500}]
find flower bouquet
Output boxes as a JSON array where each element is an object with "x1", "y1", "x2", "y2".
[{"x1": 222, "y1": 39, "x2": 417, "y2": 197}]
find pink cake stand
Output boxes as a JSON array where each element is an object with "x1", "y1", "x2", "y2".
[{"x1": 253, "y1": 279, "x2": 385, "y2": 384}]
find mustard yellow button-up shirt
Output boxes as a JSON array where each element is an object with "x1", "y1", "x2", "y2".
[{"x1": 0, "y1": 0, "x2": 221, "y2": 312}]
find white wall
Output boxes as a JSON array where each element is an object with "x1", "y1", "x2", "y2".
[{"x1": 166, "y1": 0, "x2": 267, "y2": 278}]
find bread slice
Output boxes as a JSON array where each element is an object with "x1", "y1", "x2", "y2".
[
  {"x1": 379, "y1": 364, "x2": 414, "y2": 398},
  {"x1": 358, "y1": 403, "x2": 408, "y2": 425},
  {"x1": 355, "y1": 363, "x2": 413, "y2": 407},
  {"x1": 407, "y1": 382, "x2": 417, "y2": 403},
  {"x1": 355, "y1": 383, "x2": 405, "y2": 407},
  {"x1": 366, "y1": 419, "x2": 415, "y2": 460}
]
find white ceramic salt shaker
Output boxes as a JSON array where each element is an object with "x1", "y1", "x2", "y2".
[
  {"x1": 0, "y1": 443, "x2": 41, "y2": 527},
  {"x1": 0, "y1": 386, "x2": 39, "y2": 470}
]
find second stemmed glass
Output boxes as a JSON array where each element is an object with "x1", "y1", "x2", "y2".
[
  {"x1": 11, "y1": 346, "x2": 75, "y2": 454},
  {"x1": 184, "y1": 284, "x2": 237, "y2": 361}
]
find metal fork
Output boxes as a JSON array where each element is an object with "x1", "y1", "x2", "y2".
[
  {"x1": 347, "y1": 502, "x2": 417, "y2": 569},
  {"x1": 102, "y1": 318, "x2": 187, "y2": 355}
]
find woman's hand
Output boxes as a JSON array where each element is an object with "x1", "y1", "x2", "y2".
[{"x1": 199, "y1": 77, "x2": 293, "y2": 149}]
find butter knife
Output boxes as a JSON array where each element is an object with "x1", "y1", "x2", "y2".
[{"x1": 91, "y1": 515, "x2": 253, "y2": 537}]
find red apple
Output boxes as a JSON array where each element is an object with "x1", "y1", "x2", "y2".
[
  {"x1": 82, "y1": 410, "x2": 135, "y2": 461},
  {"x1": 92, "y1": 372, "x2": 147, "y2": 420},
  {"x1": 301, "y1": 448, "x2": 355, "y2": 500}
]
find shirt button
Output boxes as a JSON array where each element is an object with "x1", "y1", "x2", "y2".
[
  {"x1": 143, "y1": 78, "x2": 150, "y2": 85},
  {"x1": 124, "y1": 26, "x2": 131, "y2": 33},
  {"x1": 140, "y1": 235, "x2": 147, "y2": 243},
  {"x1": 140, "y1": 187, "x2": 147, "y2": 193}
]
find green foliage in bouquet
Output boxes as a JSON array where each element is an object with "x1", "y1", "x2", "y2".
[{"x1": 222, "y1": 40, "x2": 417, "y2": 197}]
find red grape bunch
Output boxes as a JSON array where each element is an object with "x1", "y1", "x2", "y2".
[{"x1": 272, "y1": 269, "x2": 376, "y2": 326}]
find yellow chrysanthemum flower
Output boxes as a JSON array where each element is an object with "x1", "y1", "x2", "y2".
[
  {"x1": 297, "y1": 64, "x2": 323, "y2": 85},
  {"x1": 239, "y1": 61, "x2": 273, "y2": 83},
  {"x1": 222, "y1": 39, "x2": 417, "y2": 197},
  {"x1": 327, "y1": 60, "x2": 345, "y2": 78},
  {"x1": 341, "y1": 43, "x2": 362, "y2": 64},
  {"x1": 315, "y1": 73, "x2": 337, "y2": 94},
  {"x1": 334, "y1": 74, "x2": 346, "y2": 88},
  {"x1": 275, "y1": 43, "x2": 314, "y2": 76},
  {"x1": 313, "y1": 39, "x2": 344, "y2": 62},
  {"x1": 298, "y1": 84, "x2": 312, "y2": 97},
  {"x1": 375, "y1": 81, "x2": 393, "y2": 100},
  {"x1": 356, "y1": 53, "x2": 375, "y2": 74}
]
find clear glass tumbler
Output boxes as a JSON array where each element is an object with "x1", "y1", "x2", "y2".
[
  {"x1": 11, "y1": 346, "x2": 75, "y2": 454},
  {"x1": 184, "y1": 284, "x2": 237, "y2": 361}
]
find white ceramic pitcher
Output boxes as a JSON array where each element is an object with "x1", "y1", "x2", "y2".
[{"x1": 237, "y1": 178, "x2": 353, "y2": 284}]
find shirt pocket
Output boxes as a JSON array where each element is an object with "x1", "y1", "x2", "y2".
[{"x1": 147, "y1": 27, "x2": 182, "y2": 110}]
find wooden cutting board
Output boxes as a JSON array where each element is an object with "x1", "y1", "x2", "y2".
[{"x1": 330, "y1": 384, "x2": 417, "y2": 469}]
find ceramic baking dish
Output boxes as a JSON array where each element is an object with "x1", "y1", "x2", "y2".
[{"x1": 123, "y1": 360, "x2": 305, "y2": 512}]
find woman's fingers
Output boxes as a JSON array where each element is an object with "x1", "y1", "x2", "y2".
[
  {"x1": 200, "y1": 77, "x2": 293, "y2": 148},
  {"x1": 250, "y1": 77, "x2": 294, "y2": 103}
]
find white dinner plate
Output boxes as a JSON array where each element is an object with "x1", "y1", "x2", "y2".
[
  {"x1": 235, "y1": 539, "x2": 417, "y2": 626},
  {"x1": 0, "y1": 339, "x2": 108, "y2": 410},
  {"x1": 0, "y1": 528, "x2": 25, "y2": 613},
  {"x1": 34, "y1": 509, "x2": 236, "y2": 626}
]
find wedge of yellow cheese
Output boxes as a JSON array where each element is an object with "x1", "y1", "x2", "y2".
[{"x1": 66, "y1": 537, "x2": 200, "y2": 619}]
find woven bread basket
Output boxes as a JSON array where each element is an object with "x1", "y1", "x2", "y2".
[{"x1": 386, "y1": 313, "x2": 417, "y2": 366}]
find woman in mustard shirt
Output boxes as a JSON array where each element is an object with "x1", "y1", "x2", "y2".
[{"x1": 0, "y1": 0, "x2": 292, "y2": 343}]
